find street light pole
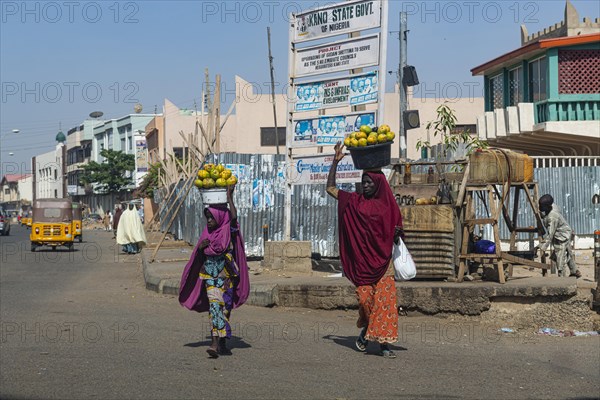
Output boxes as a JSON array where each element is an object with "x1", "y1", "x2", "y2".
[{"x1": 399, "y1": 12, "x2": 408, "y2": 161}]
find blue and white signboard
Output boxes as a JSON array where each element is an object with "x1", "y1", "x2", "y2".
[
  {"x1": 295, "y1": 72, "x2": 378, "y2": 112},
  {"x1": 290, "y1": 154, "x2": 361, "y2": 185},
  {"x1": 291, "y1": 112, "x2": 376, "y2": 148},
  {"x1": 349, "y1": 73, "x2": 378, "y2": 105}
]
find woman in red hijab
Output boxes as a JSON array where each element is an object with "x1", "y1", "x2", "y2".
[{"x1": 326, "y1": 142, "x2": 403, "y2": 358}]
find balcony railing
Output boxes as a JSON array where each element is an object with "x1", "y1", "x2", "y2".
[{"x1": 535, "y1": 99, "x2": 600, "y2": 124}]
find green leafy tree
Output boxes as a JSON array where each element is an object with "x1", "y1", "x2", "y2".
[
  {"x1": 416, "y1": 103, "x2": 488, "y2": 158},
  {"x1": 136, "y1": 154, "x2": 187, "y2": 199},
  {"x1": 80, "y1": 149, "x2": 135, "y2": 194},
  {"x1": 137, "y1": 161, "x2": 164, "y2": 199}
]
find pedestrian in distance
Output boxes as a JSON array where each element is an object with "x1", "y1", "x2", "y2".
[
  {"x1": 538, "y1": 194, "x2": 581, "y2": 278},
  {"x1": 116, "y1": 202, "x2": 147, "y2": 254},
  {"x1": 179, "y1": 185, "x2": 250, "y2": 358},
  {"x1": 107, "y1": 211, "x2": 113, "y2": 231},
  {"x1": 326, "y1": 141, "x2": 404, "y2": 358},
  {"x1": 113, "y1": 205, "x2": 123, "y2": 239},
  {"x1": 138, "y1": 204, "x2": 144, "y2": 224},
  {"x1": 102, "y1": 213, "x2": 110, "y2": 231}
]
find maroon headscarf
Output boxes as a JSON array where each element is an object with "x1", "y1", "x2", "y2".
[
  {"x1": 337, "y1": 171, "x2": 402, "y2": 287},
  {"x1": 179, "y1": 205, "x2": 250, "y2": 312}
]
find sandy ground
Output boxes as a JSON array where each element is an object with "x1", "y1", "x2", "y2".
[{"x1": 509, "y1": 248, "x2": 596, "y2": 280}]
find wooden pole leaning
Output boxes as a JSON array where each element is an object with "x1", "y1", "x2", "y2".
[{"x1": 149, "y1": 174, "x2": 196, "y2": 263}]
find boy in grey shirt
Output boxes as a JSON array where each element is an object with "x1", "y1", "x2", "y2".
[{"x1": 538, "y1": 194, "x2": 581, "y2": 278}]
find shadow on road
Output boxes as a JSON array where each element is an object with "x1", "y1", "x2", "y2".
[
  {"x1": 322, "y1": 334, "x2": 408, "y2": 354},
  {"x1": 184, "y1": 335, "x2": 252, "y2": 351},
  {"x1": 33, "y1": 248, "x2": 80, "y2": 253}
]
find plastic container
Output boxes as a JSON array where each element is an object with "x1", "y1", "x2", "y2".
[
  {"x1": 473, "y1": 239, "x2": 496, "y2": 254},
  {"x1": 348, "y1": 141, "x2": 392, "y2": 170},
  {"x1": 200, "y1": 188, "x2": 227, "y2": 204}
]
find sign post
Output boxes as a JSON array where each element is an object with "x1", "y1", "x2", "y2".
[{"x1": 285, "y1": 0, "x2": 387, "y2": 240}]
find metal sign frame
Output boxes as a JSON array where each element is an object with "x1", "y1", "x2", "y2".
[{"x1": 285, "y1": 0, "x2": 388, "y2": 240}]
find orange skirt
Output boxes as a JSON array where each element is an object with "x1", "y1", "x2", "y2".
[{"x1": 356, "y1": 275, "x2": 398, "y2": 343}]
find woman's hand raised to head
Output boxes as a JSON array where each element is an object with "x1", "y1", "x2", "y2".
[
  {"x1": 227, "y1": 183, "x2": 238, "y2": 224},
  {"x1": 334, "y1": 141, "x2": 346, "y2": 162}
]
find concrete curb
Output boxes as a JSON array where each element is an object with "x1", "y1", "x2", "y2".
[
  {"x1": 141, "y1": 250, "x2": 580, "y2": 315},
  {"x1": 141, "y1": 250, "x2": 174, "y2": 295},
  {"x1": 141, "y1": 250, "x2": 280, "y2": 305}
]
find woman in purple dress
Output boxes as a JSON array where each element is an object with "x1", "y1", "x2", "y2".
[{"x1": 179, "y1": 186, "x2": 250, "y2": 358}]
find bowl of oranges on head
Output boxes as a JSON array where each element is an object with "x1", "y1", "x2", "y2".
[
  {"x1": 344, "y1": 124, "x2": 395, "y2": 170},
  {"x1": 194, "y1": 163, "x2": 238, "y2": 204}
]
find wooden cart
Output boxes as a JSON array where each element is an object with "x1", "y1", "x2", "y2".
[{"x1": 389, "y1": 151, "x2": 550, "y2": 283}]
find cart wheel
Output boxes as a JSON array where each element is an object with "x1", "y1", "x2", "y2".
[
  {"x1": 30, "y1": 244, "x2": 36, "y2": 252},
  {"x1": 79, "y1": 236, "x2": 82, "y2": 243},
  {"x1": 52, "y1": 246, "x2": 57, "y2": 251},
  {"x1": 69, "y1": 244, "x2": 74, "y2": 252}
]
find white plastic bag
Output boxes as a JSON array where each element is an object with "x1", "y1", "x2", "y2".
[{"x1": 393, "y1": 238, "x2": 416, "y2": 281}]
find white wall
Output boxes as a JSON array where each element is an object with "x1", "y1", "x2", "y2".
[
  {"x1": 35, "y1": 145, "x2": 64, "y2": 199},
  {"x1": 18, "y1": 176, "x2": 33, "y2": 202}
]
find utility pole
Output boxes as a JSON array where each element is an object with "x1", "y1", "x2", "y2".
[
  {"x1": 267, "y1": 27, "x2": 280, "y2": 155},
  {"x1": 399, "y1": 12, "x2": 408, "y2": 161}
]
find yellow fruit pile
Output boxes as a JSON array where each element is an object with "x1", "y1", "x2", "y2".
[
  {"x1": 344, "y1": 124, "x2": 395, "y2": 148},
  {"x1": 194, "y1": 163, "x2": 238, "y2": 189}
]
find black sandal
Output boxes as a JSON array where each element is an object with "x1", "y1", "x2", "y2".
[
  {"x1": 206, "y1": 347, "x2": 219, "y2": 358},
  {"x1": 355, "y1": 327, "x2": 368, "y2": 352},
  {"x1": 380, "y1": 344, "x2": 396, "y2": 359}
]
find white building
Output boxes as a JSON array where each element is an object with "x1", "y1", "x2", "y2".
[{"x1": 33, "y1": 141, "x2": 65, "y2": 200}]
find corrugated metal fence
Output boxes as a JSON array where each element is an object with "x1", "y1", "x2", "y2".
[
  {"x1": 154, "y1": 153, "x2": 348, "y2": 257},
  {"x1": 473, "y1": 158, "x2": 600, "y2": 241},
  {"x1": 154, "y1": 154, "x2": 600, "y2": 257}
]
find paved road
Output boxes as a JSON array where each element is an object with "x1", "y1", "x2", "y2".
[{"x1": 1, "y1": 226, "x2": 599, "y2": 400}]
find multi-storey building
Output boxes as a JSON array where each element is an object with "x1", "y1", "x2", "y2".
[
  {"x1": 92, "y1": 113, "x2": 159, "y2": 191},
  {"x1": 471, "y1": 1, "x2": 600, "y2": 156},
  {"x1": 0, "y1": 174, "x2": 31, "y2": 212},
  {"x1": 66, "y1": 119, "x2": 100, "y2": 198}
]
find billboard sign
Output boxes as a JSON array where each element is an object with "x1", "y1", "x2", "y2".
[
  {"x1": 294, "y1": 0, "x2": 381, "y2": 43},
  {"x1": 294, "y1": 34, "x2": 379, "y2": 78},
  {"x1": 295, "y1": 71, "x2": 378, "y2": 112},
  {"x1": 291, "y1": 154, "x2": 361, "y2": 185},
  {"x1": 291, "y1": 111, "x2": 376, "y2": 148}
]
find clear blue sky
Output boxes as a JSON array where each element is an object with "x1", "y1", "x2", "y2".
[{"x1": 1, "y1": 0, "x2": 598, "y2": 171}]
